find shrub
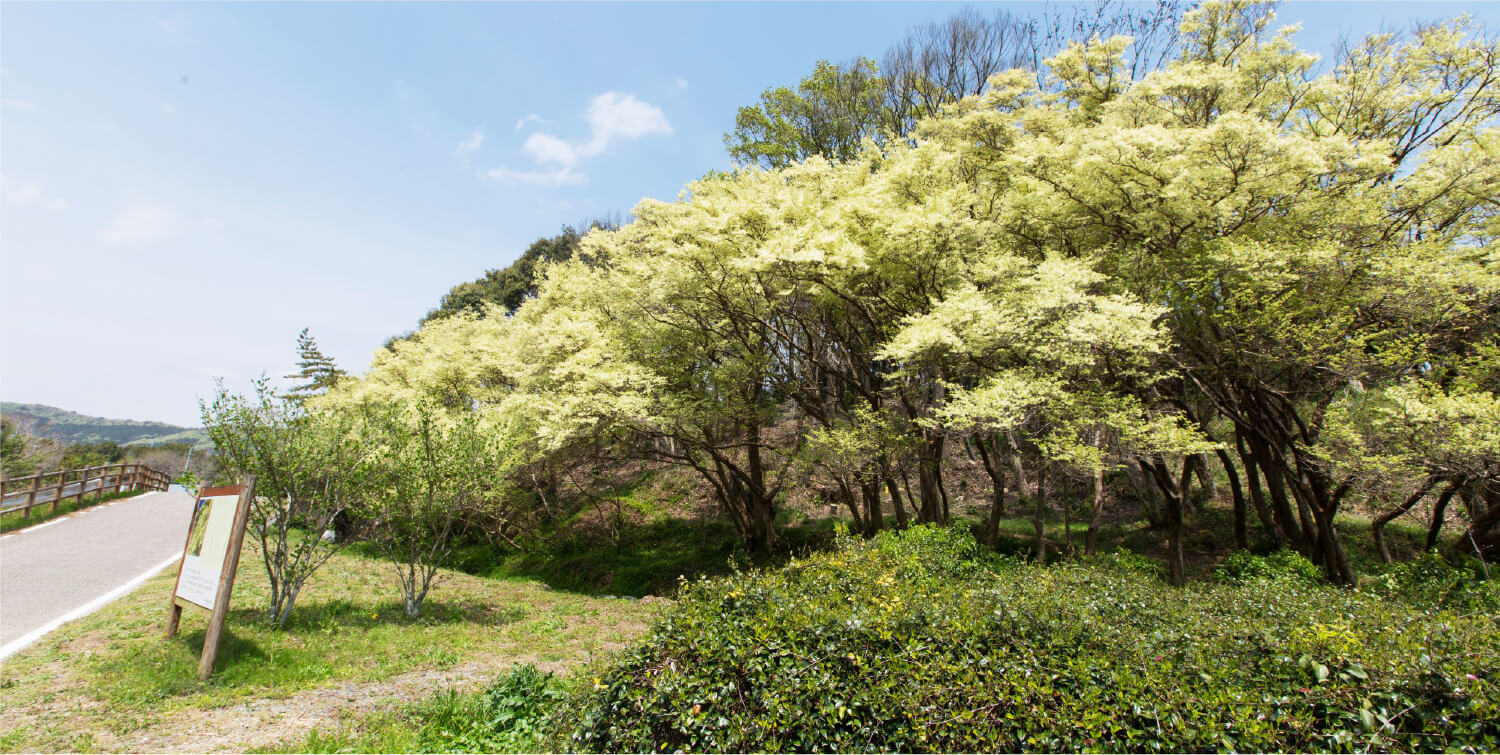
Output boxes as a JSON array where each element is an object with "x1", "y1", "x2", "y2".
[
  {"x1": 416, "y1": 664, "x2": 565, "y2": 754},
  {"x1": 1214, "y1": 548, "x2": 1324, "y2": 586},
  {"x1": 561, "y1": 526, "x2": 1499, "y2": 753},
  {"x1": 1364, "y1": 551, "x2": 1500, "y2": 613}
]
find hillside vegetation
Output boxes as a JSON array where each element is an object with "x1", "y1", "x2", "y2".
[
  {"x1": 314, "y1": 0, "x2": 1500, "y2": 584},
  {"x1": 564, "y1": 526, "x2": 1499, "y2": 753},
  {"x1": 183, "y1": 2, "x2": 1500, "y2": 752},
  {"x1": 1, "y1": 402, "x2": 209, "y2": 449}
]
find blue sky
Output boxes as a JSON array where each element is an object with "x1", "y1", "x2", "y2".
[{"x1": 2, "y1": 1, "x2": 1495, "y2": 427}]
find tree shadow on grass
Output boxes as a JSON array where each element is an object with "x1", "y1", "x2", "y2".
[
  {"x1": 226, "y1": 596, "x2": 528, "y2": 634},
  {"x1": 462, "y1": 516, "x2": 842, "y2": 598}
]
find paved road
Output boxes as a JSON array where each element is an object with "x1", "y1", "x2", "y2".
[{"x1": 0, "y1": 490, "x2": 196, "y2": 655}]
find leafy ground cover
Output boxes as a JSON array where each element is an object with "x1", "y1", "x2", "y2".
[
  {"x1": 562, "y1": 526, "x2": 1498, "y2": 753},
  {"x1": 0, "y1": 487, "x2": 149, "y2": 534},
  {"x1": 0, "y1": 544, "x2": 653, "y2": 753}
]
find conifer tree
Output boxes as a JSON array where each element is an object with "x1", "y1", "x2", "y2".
[{"x1": 283, "y1": 328, "x2": 346, "y2": 403}]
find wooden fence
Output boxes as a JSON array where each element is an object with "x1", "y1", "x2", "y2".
[{"x1": 0, "y1": 463, "x2": 172, "y2": 519}]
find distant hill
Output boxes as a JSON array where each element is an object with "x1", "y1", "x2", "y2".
[{"x1": 0, "y1": 402, "x2": 211, "y2": 449}]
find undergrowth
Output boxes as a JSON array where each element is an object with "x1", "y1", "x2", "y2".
[{"x1": 558, "y1": 525, "x2": 1499, "y2": 753}]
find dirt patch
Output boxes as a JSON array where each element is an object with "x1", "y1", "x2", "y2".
[{"x1": 110, "y1": 655, "x2": 568, "y2": 753}]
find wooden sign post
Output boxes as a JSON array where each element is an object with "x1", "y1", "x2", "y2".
[{"x1": 164, "y1": 475, "x2": 255, "y2": 680}]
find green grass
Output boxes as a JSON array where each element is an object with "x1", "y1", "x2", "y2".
[
  {"x1": 0, "y1": 543, "x2": 654, "y2": 753},
  {"x1": 0, "y1": 487, "x2": 151, "y2": 533}
]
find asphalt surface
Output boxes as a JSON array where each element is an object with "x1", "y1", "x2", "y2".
[
  {"x1": 1, "y1": 478, "x2": 108, "y2": 511},
  {"x1": 0, "y1": 490, "x2": 196, "y2": 653}
]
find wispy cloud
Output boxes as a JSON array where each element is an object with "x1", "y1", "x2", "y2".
[
  {"x1": 1, "y1": 175, "x2": 67, "y2": 211},
  {"x1": 487, "y1": 92, "x2": 671, "y2": 189},
  {"x1": 519, "y1": 93, "x2": 670, "y2": 167},
  {"x1": 482, "y1": 166, "x2": 587, "y2": 187},
  {"x1": 676, "y1": 77, "x2": 689, "y2": 89},
  {"x1": 2, "y1": 98, "x2": 36, "y2": 112},
  {"x1": 522, "y1": 132, "x2": 582, "y2": 166},
  {"x1": 99, "y1": 199, "x2": 185, "y2": 246},
  {"x1": 454, "y1": 128, "x2": 485, "y2": 157}
]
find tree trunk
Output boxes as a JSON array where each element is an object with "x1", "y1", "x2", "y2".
[
  {"x1": 1033, "y1": 466, "x2": 1048, "y2": 563},
  {"x1": 1215, "y1": 448, "x2": 1249, "y2": 550},
  {"x1": 1127, "y1": 461, "x2": 1165, "y2": 528},
  {"x1": 917, "y1": 434, "x2": 946, "y2": 524},
  {"x1": 1062, "y1": 477, "x2": 1073, "y2": 557},
  {"x1": 882, "y1": 469, "x2": 909, "y2": 529},
  {"x1": 746, "y1": 420, "x2": 777, "y2": 554},
  {"x1": 861, "y1": 480, "x2": 884, "y2": 535},
  {"x1": 836, "y1": 480, "x2": 865, "y2": 534},
  {"x1": 1373, "y1": 477, "x2": 1440, "y2": 563},
  {"x1": 1005, "y1": 431, "x2": 1029, "y2": 499},
  {"x1": 1086, "y1": 465, "x2": 1106, "y2": 556},
  {"x1": 1453, "y1": 484, "x2": 1499, "y2": 563},
  {"x1": 1236, "y1": 434, "x2": 1282, "y2": 546},
  {"x1": 1196, "y1": 453, "x2": 1218, "y2": 500},
  {"x1": 1244, "y1": 434, "x2": 1300, "y2": 546},
  {"x1": 975, "y1": 436, "x2": 1007, "y2": 548},
  {"x1": 1143, "y1": 456, "x2": 1187, "y2": 586},
  {"x1": 1426, "y1": 482, "x2": 1460, "y2": 551}
]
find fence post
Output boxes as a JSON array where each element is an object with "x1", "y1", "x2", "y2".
[
  {"x1": 51, "y1": 470, "x2": 66, "y2": 513},
  {"x1": 25, "y1": 474, "x2": 39, "y2": 516}
]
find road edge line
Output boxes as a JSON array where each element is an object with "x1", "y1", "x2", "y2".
[{"x1": 0, "y1": 551, "x2": 182, "y2": 661}]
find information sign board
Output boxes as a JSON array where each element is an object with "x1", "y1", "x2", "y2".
[{"x1": 164, "y1": 476, "x2": 254, "y2": 680}]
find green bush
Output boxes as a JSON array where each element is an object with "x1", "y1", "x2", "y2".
[
  {"x1": 560, "y1": 526, "x2": 1499, "y2": 753},
  {"x1": 1083, "y1": 546, "x2": 1167, "y2": 580},
  {"x1": 1364, "y1": 551, "x2": 1500, "y2": 613},
  {"x1": 414, "y1": 664, "x2": 565, "y2": 753},
  {"x1": 1214, "y1": 548, "x2": 1323, "y2": 586}
]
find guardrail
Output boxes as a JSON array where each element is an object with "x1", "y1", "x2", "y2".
[{"x1": 0, "y1": 463, "x2": 172, "y2": 518}]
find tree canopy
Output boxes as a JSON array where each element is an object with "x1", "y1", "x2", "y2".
[{"x1": 325, "y1": 1, "x2": 1499, "y2": 583}]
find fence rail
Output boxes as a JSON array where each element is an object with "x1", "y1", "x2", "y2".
[{"x1": 0, "y1": 463, "x2": 172, "y2": 518}]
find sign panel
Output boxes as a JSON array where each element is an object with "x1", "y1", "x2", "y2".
[
  {"x1": 165, "y1": 477, "x2": 254, "y2": 680},
  {"x1": 174, "y1": 490, "x2": 242, "y2": 610}
]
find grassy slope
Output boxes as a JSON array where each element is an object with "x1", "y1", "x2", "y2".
[{"x1": 0, "y1": 545, "x2": 654, "y2": 753}]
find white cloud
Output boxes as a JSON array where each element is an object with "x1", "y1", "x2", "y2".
[
  {"x1": 2, "y1": 98, "x2": 36, "y2": 112},
  {"x1": 489, "y1": 92, "x2": 671, "y2": 190},
  {"x1": 677, "y1": 77, "x2": 689, "y2": 89},
  {"x1": 1, "y1": 175, "x2": 67, "y2": 211},
  {"x1": 481, "y1": 166, "x2": 587, "y2": 187},
  {"x1": 526, "y1": 92, "x2": 672, "y2": 163},
  {"x1": 523, "y1": 132, "x2": 581, "y2": 166},
  {"x1": 99, "y1": 199, "x2": 185, "y2": 246},
  {"x1": 454, "y1": 128, "x2": 485, "y2": 157},
  {"x1": 579, "y1": 92, "x2": 673, "y2": 156}
]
